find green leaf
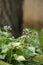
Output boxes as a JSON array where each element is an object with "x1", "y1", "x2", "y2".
[
  {"x1": 33, "y1": 55, "x2": 43, "y2": 65},
  {"x1": 28, "y1": 46, "x2": 35, "y2": 53},
  {"x1": 22, "y1": 47, "x2": 36, "y2": 58},
  {"x1": 13, "y1": 54, "x2": 25, "y2": 62},
  {"x1": 38, "y1": 30, "x2": 43, "y2": 47},
  {"x1": 0, "y1": 54, "x2": 6, "y2": 59},
  {"x1": 0, "y1": 61, "x2": 12, "y2": 65},
  {"x1": 1, "y1": 44, "x2": 8, "y2": 53}
]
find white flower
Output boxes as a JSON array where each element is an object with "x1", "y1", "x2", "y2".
[
  {"x1": 0, "y1": 30, "x2": 2, "y2": 33},
  {"x1": 4, "y1": 26, "x2": 8, "y2": 30},
  {"x1": 8, "y1": 26, "x2": 12, "y2": 30},
  {"x1": 27, "y1": 35, "x2": 30, "y2": 38},
  {"x1": 36, "y1": 32, "x2": 38, "y2": 35},
  {"x1": 21, "y1": 35, "x2": 26, "y2": 38},
  {"x1": 12, "y1": 36, "x2": 15, "y2": 38},
  {"x1": 8, "y1": 26, "x2": 11, "y2": 29}
]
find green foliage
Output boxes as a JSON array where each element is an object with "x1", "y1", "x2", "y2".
[
  {"x1": 0, "y1": 61, "x2": 12, "y2": 65},
  {"x1": 38, "y1": 29, "x2": 43, "y2": 47},
  {"x1": 0, "y1": 27, "x2": 43, "y2": 65}
]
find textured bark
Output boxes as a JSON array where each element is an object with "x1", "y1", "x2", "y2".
[
  {"x1": 0, "y1": 0, "x2": 11, "y2": 26},
  {"x1": 0, "y1": 0, "x2": 23, "y2": 38},
  {"x1": 0, "y1": 0, "x2": 43, "y2": 38}
]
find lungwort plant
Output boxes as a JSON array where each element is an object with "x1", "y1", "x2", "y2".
[{"x1": 0, "y1": 27, "x2": 43, "y2": 65}]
